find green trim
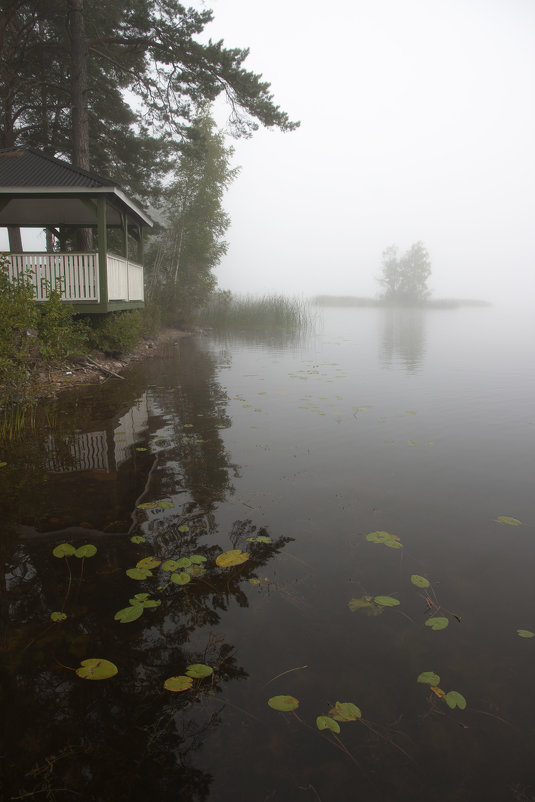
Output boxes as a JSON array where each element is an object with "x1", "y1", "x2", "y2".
[
  {"x1": 97, "y1": 197, "x2": 108, "y2": 303},
  {"x1": 59, "y1": 299, "x2": 145, "y2": 315}
]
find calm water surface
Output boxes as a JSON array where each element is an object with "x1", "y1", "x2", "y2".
[{"x1": 1, "y1": 305, "x2": 534, "y2": 801}]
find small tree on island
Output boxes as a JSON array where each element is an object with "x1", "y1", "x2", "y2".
[{"x1": 377, "y1": 242, "x2": 431, "y2": 303}]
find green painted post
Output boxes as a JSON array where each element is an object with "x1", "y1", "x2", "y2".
[{"x1": 97, "y1": 196, "x2": 108, "y2": 304}]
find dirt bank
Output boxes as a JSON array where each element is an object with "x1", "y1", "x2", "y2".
[{"x1": 36, "y1": 327, "x2": 197, "y2": 398}]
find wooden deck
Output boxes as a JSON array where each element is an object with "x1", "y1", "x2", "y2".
[{"x1": 8, "y1": 252, "x2": 144, "y2": 304}]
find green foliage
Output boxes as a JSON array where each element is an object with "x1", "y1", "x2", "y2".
[
  {"x1": 377, "y1": 242, "x2": 432, "y2": 304},
  {"x1": 86, "y1": 310, "x2": 146, "y2": 354}
]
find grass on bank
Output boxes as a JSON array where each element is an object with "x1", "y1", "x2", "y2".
[{"x1": 194, "y1": 291, "x2": 315, "y2": 332}]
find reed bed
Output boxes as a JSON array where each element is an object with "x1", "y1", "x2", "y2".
[{"x1": 194, "y1": 293, "x2": 316, "y2": 332}]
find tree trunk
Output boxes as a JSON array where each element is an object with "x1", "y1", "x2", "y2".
[{"x1": 69, "y1": 0, "x2": 92, "y2": 250}]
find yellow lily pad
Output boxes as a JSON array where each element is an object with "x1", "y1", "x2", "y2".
[
  {"x1": 76, "y1": 658, "x2": 118, "y2": 680},
  {"x1": 215, "y1": 549, "x2": 250, "y2": 567}
]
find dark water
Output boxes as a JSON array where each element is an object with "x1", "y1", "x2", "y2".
[{"x1": 1, "y1": 306, "x2": 534, "y2": 801}]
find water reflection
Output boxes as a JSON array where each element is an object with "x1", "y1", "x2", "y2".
[
  {"x1": 379, "y1": 307, "x2": 426, "y2": 372},
  {"x1": 1, "y1": 337, "x2": 294, "y2": 800}
]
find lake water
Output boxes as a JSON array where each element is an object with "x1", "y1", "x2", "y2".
[{"x1": 1, "y1": 305, "x2": 534, "y2": 801}]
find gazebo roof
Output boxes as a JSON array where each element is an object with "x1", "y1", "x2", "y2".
[{"x1": 0, "y1": 147, "x2": 153, "y2": 228}]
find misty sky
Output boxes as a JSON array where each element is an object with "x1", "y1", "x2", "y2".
[{"x1": 204, "y1": 0, "x2": 535, "y2": 303}]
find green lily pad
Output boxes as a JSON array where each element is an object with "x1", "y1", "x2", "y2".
[
  {"x1": 130, "y1": 535, "x2": 146, "y2": 544},
  {"x1": 374, "y1": 595, "x2": 400, "y2": 607},
  {"x1": 417, "y1": 671, "x2": 441, "y2": 686},
  {"x1": 50, "y1": 611, "x2": 67, "y2": 622},
  {"x1": 249, "y1": 578, "x2": 261, "y2": 585},
  {"x1": 411, "y1": 574, "x2": 430, "y2": 588},
  {"x1": 425, "y1": 616, "x2": 449, "y2": 631},
  {"x1": 159, "y1": 501, "x2": 174, "y2": 509},
  {"x1": 496, "y1": 516, "x2": 522, "y2": 526},
  {"x1": 137, "y1": 502, "x2": 159, "y2": 510},
  {"x1": 444, "y1": 690, "x2": 467, "y2": 710},
  {"x1": 186, "y1": 663, "x2": 213, "y2": 679},
  {"x1": 164, "y1": 675, "x2": 193, "y2": 692},
  {"x1": 126, "y1": 567, "x2": 153, "y2": 580},
  {"x1": 74, "y1": 544, "x2": 97, "y2": 558},
  {"x1": 137, "y1": 556, "x2": 161, "y2": 569},
  {"x1": 0, "y1": 461, "x2": 7, "y2": 468},
  {"x1": 216, "y1": 549, "x2": 249, "y2": 567},
  {"x1": 366, "y1": 531, "x2": 403, "y2": 549},
  {"x1": 316, "y1": 715, "x2": 340, "y2": 734},
  {"x1": 268, "y1": 695, "x2": 299, "y2": 712},
  {"x1": 517, "y1": 629, "x2": 535, "y2": 638},
  {"x1": 176, "y1": 557, "x2": 192, "y2": 568},
  {"x1": 52, "y1": 543, "x2": 76, "y2": 558},
  {"x1": 76, "y1": 658, "x2": 118, "y2": 680},
  {"x1": 161, "y1": 560, "x2": 180, "y2": 572},
  {"x1": 328, "y1": 701, "x2": 361, "y2": 721},
  {"x1": 189, "y1": 554, "x2": 207, "y2": 564},
  {"x1": 130, "y1": 593, "x2": 149, "y2": 602},
  {"x1": 135, "y1": 447, "x2": 147, "y2": 451},
  {"x1": 348, "y1": 595, "x2": 383, "y2": 616},
  {"x1": 177, "y1": 525, "x2": 190, "y2": 533},
  {"x1": 171, "y1": 572, "x2": 191, "y2": 585},
  {"x1": 114, "y1": 605, "x2": 144, "y2": 623}
]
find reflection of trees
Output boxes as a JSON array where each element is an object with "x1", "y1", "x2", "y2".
[
  {"x1": 1, "y1": 515, "x2": 292, "y2": 800},
  {"x1": 379, "y1": 307, "x2": 426, "y2": 373}
]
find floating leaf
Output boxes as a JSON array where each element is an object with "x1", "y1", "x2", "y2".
[
  {"x1": 249, "y1": 578, "x2": 261, "y2": 585},
  {"x1": 114, "y1": 605, "x2": 144, "y2": 623},
  {"x1": 176, "y1": 557, "x2": 192, "y2": 569},
  {"x1": 316, "y1": 715, "x2": 340, "y2": 734},
  {"x1": 430, "y1": 686, "x2": 446, "y2": 698},
  {"x1": 444, "y1": 691, "x2": 467, "y2": 710},
  {"x1": 140, "y1": 599, "x2": 161, "y2": 608},
  {"x1": 496, "y1": 516, "x2": 522, "y2": 526},
  {"x1": 189, "y1": 554, "x2": 207, "y2": 564},
  {"x1": 130, "y1": 535, "x2": 146, "y2": 544},
  {"x1": 0, "y1": 461, "x2": 6, "y2": 468},
  {"x1": 74, "y1": 544, "x2": 97, "y2": 558},
  {"x1": 50, "y1": 611, "x2": 67, "y2": 622},
  {"x1": 131, "y1": 593, "x2": 149, "y2": 602},
  {"x1": 161, "y1": 559, "x2": 179, "y2": 572},
  {"x1": 137, "y1": 502, "x2": 159, "y2": 510},
  {"x1": 216, "y1": 549, "x2": 250, "y2": 568},
  {"x1": 126, "y1": 567, "x2": 152, "y2": 580},
  {"x1": 159, "y1": 501, "x2": 174, "y2": 509},
  {"x1": 374, "y1": 595, "x2": 400, "y2": 607},
  {"x1": 186, "y1": 663, "x2": 213, "y2": 679},
  {"x1": 329, "y1": 701, "x2": 361, "y2": 721},
  {"x1": 517, "y1": 629, "x2": 535, "y2": 638},
  {"x1": 411, "y1": 574, "x2": 430, "y2": 588},
  {"x1": 53, "y1": 543, "x2": 76, "y2": 558},
  {"x1": 135, "y1": 447, "x2": 147, "y2": 451},
  {"x1": 164, "y1": 675, "x2": 193, "y2": 692},
  {"x1": 417, "y1": 671, "x2": 441, "y2": 686},
  {"x1": 136, "y1": 557, "x2": 161, "y2": 569},
  {"x1": 76, "y1": 658, "x2": 118, "y2": 680},
  {"x1": 366, "y1": 531, "x2": 403, "y2": 549},
  {"x1": 425, "y1": 617, "x2": 449, "y2": 631},
  {"x1": 348, "y1": 595, "x2": 383, "y2": 616},
  {"x1": 177, "y1": 525, "x2": 190, "y2": 533},
  {"x1": 171, "y1": 572, "x2": 191, "y2": 585},
  {"x1": 268, "y1": 695, "x2": 299, "y2": 712}
]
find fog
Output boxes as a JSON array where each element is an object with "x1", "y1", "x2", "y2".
[{"x1": 206, "y1": 0, "x2": 535, "y2": 305}]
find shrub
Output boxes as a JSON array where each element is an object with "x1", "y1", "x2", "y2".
[{"x1": 87, "y1": 309, "x2": 146, "y2": 354}]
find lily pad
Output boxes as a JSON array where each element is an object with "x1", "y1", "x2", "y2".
[
  {"x1": 189, "y1": 554, "x2": 207, "y2": 564},
  {"x1": 130, "y1": 535, "x2": 146, "y2": 544},
  {"x1": 159, "y1": 501, "x2": 174, "y2": 509},
  {"x1": 126, "y1": 567, "x2": 153, "y2": 580},
  {"x1": 496, "y1": 516, "x2": 522, "y2": 526},
  {"x1": 50, "y1": 611, "x2": 67, "y2": 622},
  {"x1": 164, "y1": 675, "x2": 193, "y2": 692},
  {"x1": 74, "y1": 544, "x2": 97, "y2": 558},
  {"x1": 374, "y1": 595, "x2": 400, "y2": 607},
  {"x1": 177, "y1": 525, "x2": 190, "y2": 533},
  {"x1": 517, "y1": 629, "x2": 535, "y2": 638},
  {"x1": 76, "y1": 658, "x2": 118, "y2": 680},
  {"x1": 52, "y1": 543, "x2": 76, "y2": 558},
  {"x1": 417, "y1": 671, "x2": 441, "y2": 686},
  {"x1": 216, "y1": 549, "x2": 250, "y2": 568},
  {"x1": 268, "y1": 695, "x2": 299, "y2": 712},
  {"x1": 328, "y1": 701, "x2": 361, "y2": 721},
  {"x1": 137, "y1": 556, "x2": 161, "y2": 569},
  {"x1": 171, "y1": 572, "x2": 191, "y2": 585},
  {"x1": 411, "y1": 574, "x2": 430, "y2": 588},
  {"x1": 114, "y1": 605, "x2": 144, "y2": 623},
  {"x1": 186, "y1": 663, "x2": 213, "y2": 679},
  {"x1": 161, "y1": 560, "x2": 180, "y2": 572},
  {"x1": 425, "y1": 617, "x2": 449, "y2": 631},
  {"x1": 249, "y1": 578, "x2": 261, "y2": 585},
  {"x1": 316, "y1": 715, "x2": 340, "y2": 734},
  {"x1": 137, "y1": 502, "x2": 159, "y2": 510},
  {"x1": 444, "y1": 690, "x2": 467, "y2": 710},
  {"x1": 348, "y1": 595, "x2": 383, "y2": 616},
  {"x1": 366, "y1": 531, "x2": 403, "y2": 549},
  {"x1": 176, "y1": 557, "x2": 192, "y2": 568}
]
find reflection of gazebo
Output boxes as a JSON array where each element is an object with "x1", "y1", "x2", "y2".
[{"x1": 0, "y1": 147, "x2": 153, "y2": 313}]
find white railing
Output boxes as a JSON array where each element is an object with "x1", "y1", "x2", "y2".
[
  {"x1": 7, "y1": 252, "x2": 144, "y2": 303},
  {"x1": 106, "y1": 253, "x2": 144, "y2": 301},
  {"x1": 9, "y1": 252, "x2": 99, "y2": 301}
]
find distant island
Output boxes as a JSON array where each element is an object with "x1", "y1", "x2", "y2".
[{"x1": 311, "y1": 296, "x2": 492, "y2": 309}]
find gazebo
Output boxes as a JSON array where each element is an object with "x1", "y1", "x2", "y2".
[{"x1": 0, "y1": 147, "x2": 153, "y2": 314}]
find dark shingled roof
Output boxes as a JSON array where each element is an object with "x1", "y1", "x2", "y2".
[{"x1": 0, "y1": 147, "x2": 118, "y2": 188}]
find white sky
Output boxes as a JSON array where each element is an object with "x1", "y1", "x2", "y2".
[{"x1": 203, "y1": 0, "x2": 535, "y2": 303}]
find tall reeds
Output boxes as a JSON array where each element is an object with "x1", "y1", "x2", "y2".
[{"x1": 194, "y1": 293, "x2": 316, "y2": 332}]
